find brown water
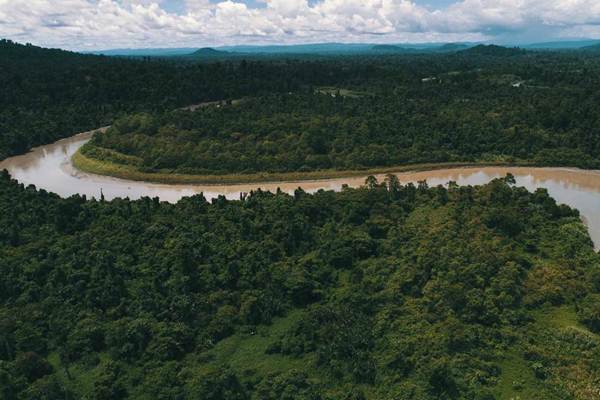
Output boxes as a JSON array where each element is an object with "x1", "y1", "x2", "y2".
[{"x1": 3, "y1": 131, "x2": 600, "y2": 248}]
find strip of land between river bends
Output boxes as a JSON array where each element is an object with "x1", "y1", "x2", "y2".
[{"x1": 72, "y1": 149, "x2": 541, "y2": 186}]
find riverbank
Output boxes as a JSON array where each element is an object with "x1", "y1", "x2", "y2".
[
  {"x1": 5, "y1": 131, "x2": 600, "y2": 248},
  {"x1": 72, "y1": 148, "x2": 539, "y2": 185}
]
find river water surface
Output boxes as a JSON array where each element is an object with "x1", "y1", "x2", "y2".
[{"x1": 3, "y1": 130, "x2": 600, "y2": 249}]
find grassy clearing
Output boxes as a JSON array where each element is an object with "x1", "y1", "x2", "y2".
[
  {"x1": 534, "y1": 305, "x2": 581, "y2": 330},
  {"x1": 81, "y1": 144, "x2": 143, "y2": 166},
  {"x1": 492, "y1": 305, "x2": 599, "y2": 400},
  {"x1": 73, "y1": 148, "x2": 535, "y2": 185},
  {"x1": 47, "y1": 352, "x2": 112, "y2": 396},
  {"x1": 492, "y1": 350, "x2": 548, "y2": 400},
  {"x1": 196, "y1": 310, "x2": 315, "y2": 378},
  {"x1": 192, "y1": 309, "x2": 379, "y2": 398}
]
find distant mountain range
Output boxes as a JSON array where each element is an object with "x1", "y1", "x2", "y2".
[
  {"x1": 436, "y1": 43, "x2": 471, "y2": 52},
  {"x1": 580, "y1": 43, "x2": 600, "y2": 51},
  {"x1": 457, "y1": 44, "x2": 526, "y2": 57},
  {"x1": 85, "y1": 39, "x2": 600, "y2": 58},
  {"x1": 190, "y1": 47, "x2": 229, "y2": 57},
  {"x1": 370, "y1": 43, "x2": 472, "y2": 54},
  {"x1": 89, "y1": 47, "x2": 199, "y2": 56},
  {"x1": 218, "y1": 43, "x2": 377, "y2": 54},
  {"x1": 370, "y1": 44, "x2": 411, "y2": 53},
  {"x1": 523, "y1": 39, "x2": 600, "y2": 49},
  {"x1": 88, "y1": 42, "x2": 479, "y2": 57}
]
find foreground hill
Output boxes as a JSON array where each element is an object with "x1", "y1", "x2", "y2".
[{"x1": 1, "y1": 171, "x2": 599, "y2": 399}]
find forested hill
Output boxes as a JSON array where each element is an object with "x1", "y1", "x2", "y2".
[
  {"x1": 458, "y1": 44, "x2": 526, "y2": 57},
  {"x1": 4, "y1": 39, "x2": 600, "y2": 171},
  {"x1": 0, "y1": 40, "x2": 350, "y2": 160},
  {"x1": 81, "y1": 63, "x2": 600, "y2": 181},
  {"x1": 0, "y1": 39, "x2": 91, "y2": 61},
  {"x1": 1, "y1": 171, "x2": 599, "y2": 399}
]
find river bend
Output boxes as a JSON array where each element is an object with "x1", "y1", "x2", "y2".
[{"x1": 2, "y1": 130, "x2": 600, "y2": 249}]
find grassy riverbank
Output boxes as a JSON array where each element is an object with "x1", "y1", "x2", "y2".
[{"x1": 72, "y1": 146, "x2": 537, "y2": 185}]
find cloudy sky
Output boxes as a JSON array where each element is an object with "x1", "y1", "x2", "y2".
[{"x1": 1, "y1": 0, "x2": 600, "y2": 50}]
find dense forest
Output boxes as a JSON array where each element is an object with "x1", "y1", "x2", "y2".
[
  {"x1": 78, "y1": 48, "x2": 600, "y2": 181},
  {"x1": 0, "y1": 39, "x2": 355, "y2": 160},
  {"x1": 1, "y1": 172, "x2": 599, "y2": 399},
  {"x1": 2, "y1": 40, "x2": 600, "y2": 399}
]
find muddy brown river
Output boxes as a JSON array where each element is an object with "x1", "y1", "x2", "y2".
[{"x1": 3, "y1": 129, "x2": 600, "y2": 249}]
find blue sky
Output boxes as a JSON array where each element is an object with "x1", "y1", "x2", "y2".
[{"x1": 1, "y1": 0, "x2": 600, "y2": 50}]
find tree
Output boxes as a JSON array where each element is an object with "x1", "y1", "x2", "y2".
[
  {"x1": 254, "y1": 370, "x2": 322, "y2": 400},
  {"x1": 185, "y1": 367, "x2": 247, "y2": 400},
  {"x1": 92, "y1": 362, "x2": 128, "y2": 400},
  {"x1": 15, "y1": 352, "x2": 53, "y2": 382},
  {"x1": 365, "y1": 175, "x2": 379, "y2": 189},
  {"x1": 385, "y1": 173, "x2": 401, "y2": 195},
  {"x1": 578, "y1": 294, "x2": 600, "y2": 333},
  {"x1": 22, "y1": 376, "x2": 72, "y2": 400}
]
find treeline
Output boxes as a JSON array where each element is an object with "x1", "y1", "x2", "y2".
[{"x1": 1, "y1": 171, "x2": 599, "y2": 399}]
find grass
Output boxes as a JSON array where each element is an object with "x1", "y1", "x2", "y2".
[
  {"x1": 195, "y1": 310, "x2": 316, "y2": 377},
  {"x1": 43, "y1": 312, "x2": 313, "y2": 397},
  {"x1": 47, "y1": 351, "x2": 112, "y2": 396},
  {"x1": 492, "y1": 305, "x2": 599, "y2": 400},
  {"x1": 492, "y1": 350, "x2": 548, "y2": 400},
  {"x1": 73, "y1": 148, "x2": 537, "y2": 185},
  {"x1": 80, "y1": 144, "x2": 143, "y2": 166},
  {"x1": 191, "y1": 309, "x2": 378, "y2": 398},
  {"x1": 534, "y1": 304, "x2": 582, "y2": 331}
]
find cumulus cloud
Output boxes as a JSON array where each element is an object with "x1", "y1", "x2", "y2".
[{"x1": 0, "y1": 0, "x2": 599, "y2": 50}]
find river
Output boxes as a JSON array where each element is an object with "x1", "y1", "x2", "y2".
[{"x1": 2, "y1": 130, "x2": 600, "y2": 249}]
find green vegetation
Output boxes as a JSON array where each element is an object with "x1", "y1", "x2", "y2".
[
  {"x1": 3, "y1": 39, "x2": 600, "y2": 399},
  {"x1": 80, "y1": 49, "x2": 600, "y2": 181},
  {"x1": 73, "y1": 147, "x2": 523, "y2": 185},
  {"x1": 0, "y1": 40, "x2": 347, "y2": 160},
  {"x1": 1, "y1": 171, "x2": 599, "y2": 399}
]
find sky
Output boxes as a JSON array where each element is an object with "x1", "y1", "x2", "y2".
[{"x1": 1, "y1": 0, "x2": 600, "y2": 50}]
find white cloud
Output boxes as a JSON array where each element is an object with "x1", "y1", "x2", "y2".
[{"x1": 1, "y1": 0, "x2": 600, "y2": 50}]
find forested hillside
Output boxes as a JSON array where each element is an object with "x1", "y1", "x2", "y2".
[
  {"x1": 0, "y1": 40, "x2": 351, "y2": 160},
  {"x1": 1, "y1": 172, "x2": 599, "y2": 399},
  {"x1": 78, "y1": 50, "x2": 600, "y2": 182}
]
